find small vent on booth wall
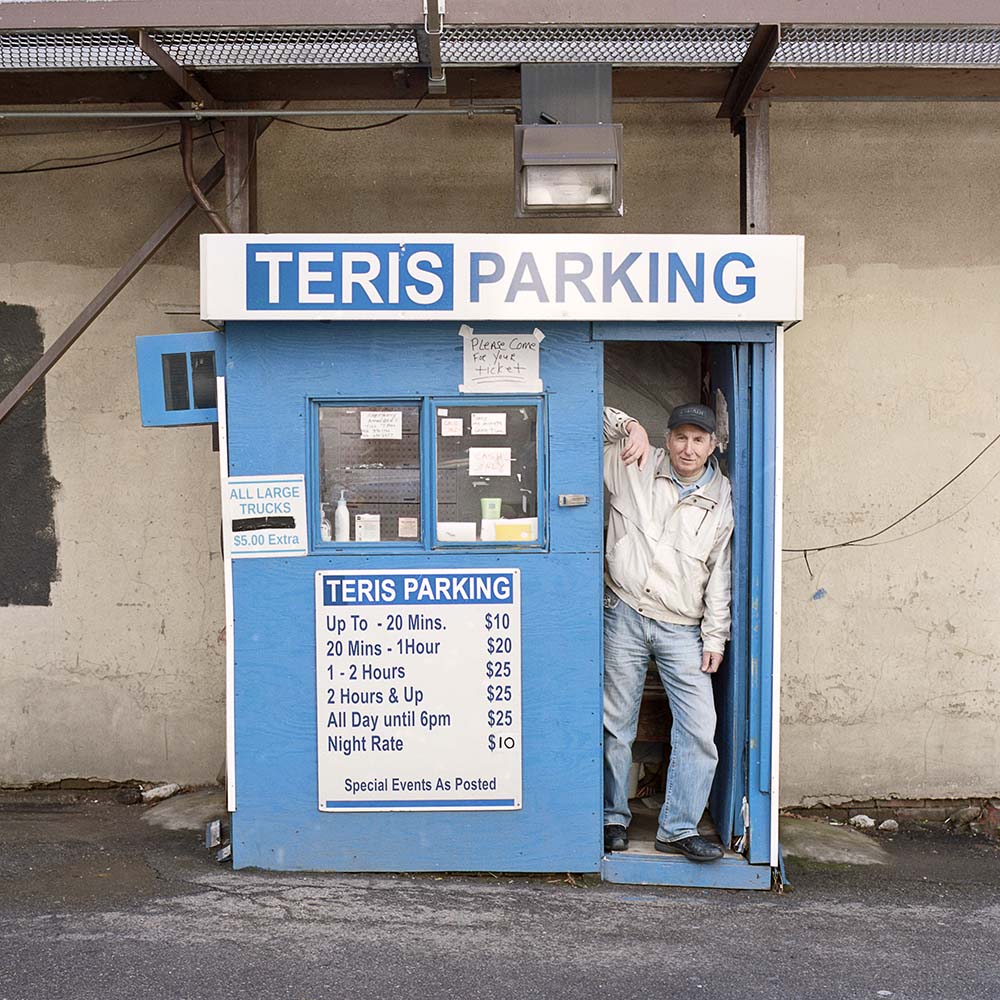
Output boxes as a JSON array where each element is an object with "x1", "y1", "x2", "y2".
[
  {"x1": 191, "y1": 351, "x2": 218, "y2": 409},
  {"x1": 162, "y1": 353, "x2": 190, "y2": 411},
  {"x1": 136, "y1": 331, "x2": 223, "y2": 428}
]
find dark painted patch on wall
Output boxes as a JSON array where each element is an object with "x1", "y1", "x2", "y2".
[{"x1": 0, "y1": 304, "x2": 59, "y2": 605}]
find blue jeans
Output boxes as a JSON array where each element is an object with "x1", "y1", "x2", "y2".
[{"x1": 603, "y1": 590, "x2": 719, "y2": 842}]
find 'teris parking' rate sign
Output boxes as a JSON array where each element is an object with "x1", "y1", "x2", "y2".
[{"x1": 315, "y1": 569, "x2": 522, "y2": 812}]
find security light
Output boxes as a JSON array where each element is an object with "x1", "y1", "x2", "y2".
[{"x1": 514, "y1": 123, "x2": 624, "y2": 218}]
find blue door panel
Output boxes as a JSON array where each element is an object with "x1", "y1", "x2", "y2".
[
  {"x1": 708, "y1": 343, "x2": 750, "y2": 849},
  {"x1": 746, "y1": 339, "x2": 776, "y2": 864}
]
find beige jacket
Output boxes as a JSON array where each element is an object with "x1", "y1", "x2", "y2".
[{"x1": 603, "y1": 406, "x2": 734, "y2": 654}]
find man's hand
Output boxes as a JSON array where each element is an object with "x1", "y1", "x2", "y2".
[
  {"x1": 620, "y1": 419, "x2": 651, "y2": 470},
  {"x1": 701, "y1": 650, "x2": 724, "y2": 674}
]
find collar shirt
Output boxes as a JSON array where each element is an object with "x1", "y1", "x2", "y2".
[
  {"x1": 603, "y1": 406, "x2": 734, "y2": 654},
  {"x1": 668, "y1": 460, "x2": 715, "y2": 501}
]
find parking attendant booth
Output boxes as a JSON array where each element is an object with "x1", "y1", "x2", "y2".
[{"x1": 137, "y1": 233, "x2": 802, "y2": 889}]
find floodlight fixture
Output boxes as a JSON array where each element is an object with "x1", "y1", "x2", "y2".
[{"x1": 514, "y1": 123, "x2": 624, "y2": 218}]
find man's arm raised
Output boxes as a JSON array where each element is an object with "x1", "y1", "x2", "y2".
[{"x1": 603, "y1": 407, "x2": 651, "y2": 470}]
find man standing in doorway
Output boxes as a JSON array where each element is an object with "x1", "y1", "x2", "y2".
[{"x1": 602, "y1": 403, "x2": 734, "y2": 862}]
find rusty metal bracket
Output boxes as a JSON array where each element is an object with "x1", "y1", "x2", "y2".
[
  {"x1": 126, "y1": 28, "x2": 217, "y2": 108},
  {"x1": 423, "y1": 0, "x2": 447, "y2": 95},
  {"x1": 717, "y1": 23, "x2": 780, "y2": 131}
]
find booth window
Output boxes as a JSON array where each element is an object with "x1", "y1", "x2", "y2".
[
  {"x1": 313, "y1": 398, "x2": 544, "y2": 549},
  {"x1": 434, "y1": 403, "x2": 540, "y2": 544},
  {"x1": 318, "y1": 404, "x2": 421, "y2": 543}
]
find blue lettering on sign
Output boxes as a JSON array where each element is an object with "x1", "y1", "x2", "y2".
[
  {"x1": 469, "y1": 247, "x2": 757, "y2": 306},
  {"x1": 322, "y1": 573, "x2": 515, "y2": 606},
  {"x1": 713, "y1": 252, "x2": 756, "y2": 304},
  {"x1": 246, "y1": 243, "x2": 454, "y2": 311}
]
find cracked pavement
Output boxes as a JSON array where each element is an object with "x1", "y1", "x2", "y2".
[{"x1": 1, "y1": 791, "x2": 999, "y2": 1000}]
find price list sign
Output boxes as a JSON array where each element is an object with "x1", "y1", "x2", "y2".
[{"x1": 315, "y1": 569, "x2": 522, "y2": 811}]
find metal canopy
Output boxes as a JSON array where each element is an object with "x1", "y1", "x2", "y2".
[{"x1": 2, "y1": 24, "x2": 1000, "y2": 72}]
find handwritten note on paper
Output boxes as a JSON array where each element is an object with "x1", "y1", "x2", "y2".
[
  {"x1": 360, "y1": 410, "x2": 402, "y2": 440},
  {"x1": 468, "y1": 447, "x2": 511, "y2": 477},
  {"x1": 440, "y1": 417, "x2": 464, "y2": 437},
  {"x1": 437, "y1": 521, "x2": 478, "y2": 542},
  {"x1": 471, "y1": 412, "x2": 507, "y2": 436},
  {"x1": 459, "y1": 325, "x2": 544, "y2": 394}
]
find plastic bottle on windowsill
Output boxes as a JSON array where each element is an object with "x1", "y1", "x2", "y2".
[
  {"x1": 320, "y1": 503, "x2": 333, "y2": 542},
  {"x1": 334, "y1": 488, "x2": 350, "y2": 542}
]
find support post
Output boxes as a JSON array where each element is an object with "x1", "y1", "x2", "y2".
[
  {"x1": 739, "y1": 99, "x2": 770, "y2": 235},
  {"x1": 224, "y1": 117, "x2": 258, "y2": 233}
]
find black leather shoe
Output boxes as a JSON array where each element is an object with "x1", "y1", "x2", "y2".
[
  {"x1": 654, "y1": 835, "x2": 724, "y2": 862},
  {"x1": 604, "y1": 825, "x2": 629, "y2": 852}
]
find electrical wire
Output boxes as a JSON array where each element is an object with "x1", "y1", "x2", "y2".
[
  {"x1": 275, "y1": 93, "x2": 428, "y2": 133},
  {"x1": 0, "y1": 126, "x2": 221, "y2": 175},
  {"x1": 783, "y1": 427, "x2": 1000, "y2": 555},
  {"x1": 180, "y1": 120, "x2": 230, "y2": 234},
  {"x1": 12, "y1": 128, "x2": 169, "y2": 172},
  {"x1": 0, "y1": 122, "x2": 177, "y2": 138}
]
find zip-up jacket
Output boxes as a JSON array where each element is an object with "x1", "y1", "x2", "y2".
[{"x1": 603, "y1": 406, "x2": 734, "y2": 654}]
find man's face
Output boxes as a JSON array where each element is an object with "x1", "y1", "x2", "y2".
[{"x1": 666, "y1": 424, "x2": 716, "y2": 477}]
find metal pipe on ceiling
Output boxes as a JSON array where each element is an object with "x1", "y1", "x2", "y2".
[{"x1": 0, "y1": 107, "x2": 519, "y2": 121}]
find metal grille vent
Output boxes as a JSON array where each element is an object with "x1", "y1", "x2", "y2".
[
  {"x1": 0, "y1": 30, "x2": 153, "y2": 69},
  {"x1": 439, "y1": 24, "x2": 752, "y2": 65},
  {"x1": 162, "y1": 27, "x2": 418, "y2": 68},
  {"x1": 0, "y1": 26, "x2": 420, "y2": 70},
  {"x1": 2, "y1": 24, "x2": 1000, "y2": 72},
  {"x1": 776, "y1": 25, "x2": 1000, "y2": 67}
]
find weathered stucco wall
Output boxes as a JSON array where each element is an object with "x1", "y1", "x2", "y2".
[
  {"x1": 773, "y1": 103, "x2": 1000, "y2": 804},
  {"x1": 1, "y1": 102, "x2": 997, "y2": 801}
]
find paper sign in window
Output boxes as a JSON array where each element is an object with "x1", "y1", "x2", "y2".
[
  {"x1": 459, "y1": 325, "x2": 544, "y2": 394},
  {"x1": 468, "y1": 447, "x2": 511, "y2": 477},
  {"x1": 355, "y1": 513, "x2": 381, "y2": 541},
  {"x1": 360, "y1": 410, "x2": 402, "y2": 440},
  {"x1": 398, "y1": 516, "x2": 419, "y2": 538},
  {"x1": 440, "y1": 417, "x2": 464, "y2": 437},
  {"x1": 471, "y1": 412, "x2": 507, "y2": 435},
  {"x1": 437, "y1": 521, "x2": 478, "y2": 541}
]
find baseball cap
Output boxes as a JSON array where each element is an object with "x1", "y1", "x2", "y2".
[{"x1": 667, "y1": 403, "x2": 716, "y2": 435}]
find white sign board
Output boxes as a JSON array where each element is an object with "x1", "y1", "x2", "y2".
[
  {"x1": 460, "y1": 326, "x2": 543, "y2": 394},
  {"x1": 201, "y1": 233, "x2": 805, "y2": 323},
  {"x1": 468, "y1": 447, "x2": 512, "y2": 477},
  {"x1": 360, "y1": 410, "x2": 402, "y2": 440},
  {"x1": 222, "y1": 474, "x2": 307, "y2": 558},
  {"x1": 471, "y1": 412, "x2": 506, "y2": 435},
  {"x1": 315, "y1": 569, "x2": 522, "y2": 811}
]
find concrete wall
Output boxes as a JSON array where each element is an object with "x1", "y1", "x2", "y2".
[
  {"x1": 774, "y1": 103, "x2": 1000, "y2": 804},
  {"x1": 1, "y1": 102, "x2": 997, "y2": 801}
]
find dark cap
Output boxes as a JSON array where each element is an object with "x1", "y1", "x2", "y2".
[{"x1": 667, "y1": 403, "x2": 716, "y2": 435}]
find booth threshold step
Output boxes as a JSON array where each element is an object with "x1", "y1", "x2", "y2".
[{"x1": 601, "y1": 805, "x2": 771, "y2": 889}]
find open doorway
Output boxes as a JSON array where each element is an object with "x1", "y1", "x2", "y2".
[{"x1": 602, "y1": 339, "x2": 748, "y2": 863}]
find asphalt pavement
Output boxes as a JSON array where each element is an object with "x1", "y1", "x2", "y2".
[{"x1": 1, "y1": 790, "x2": 998, "y2": 1000}]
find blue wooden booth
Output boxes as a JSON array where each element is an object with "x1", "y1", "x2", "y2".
[{"x1": 137, "y1": 233, "x2": 800, "y2": 890}]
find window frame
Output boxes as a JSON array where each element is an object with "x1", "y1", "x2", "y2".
[
  {"x1": 309, "y1": 397, "x2": 427, "y2": 554},
  {"x1": 308, "y1": 395, "x2": 548, "y2": 554},
  {"x1": 428, "y1": 395, "x2": 547, "y2": 552}
]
